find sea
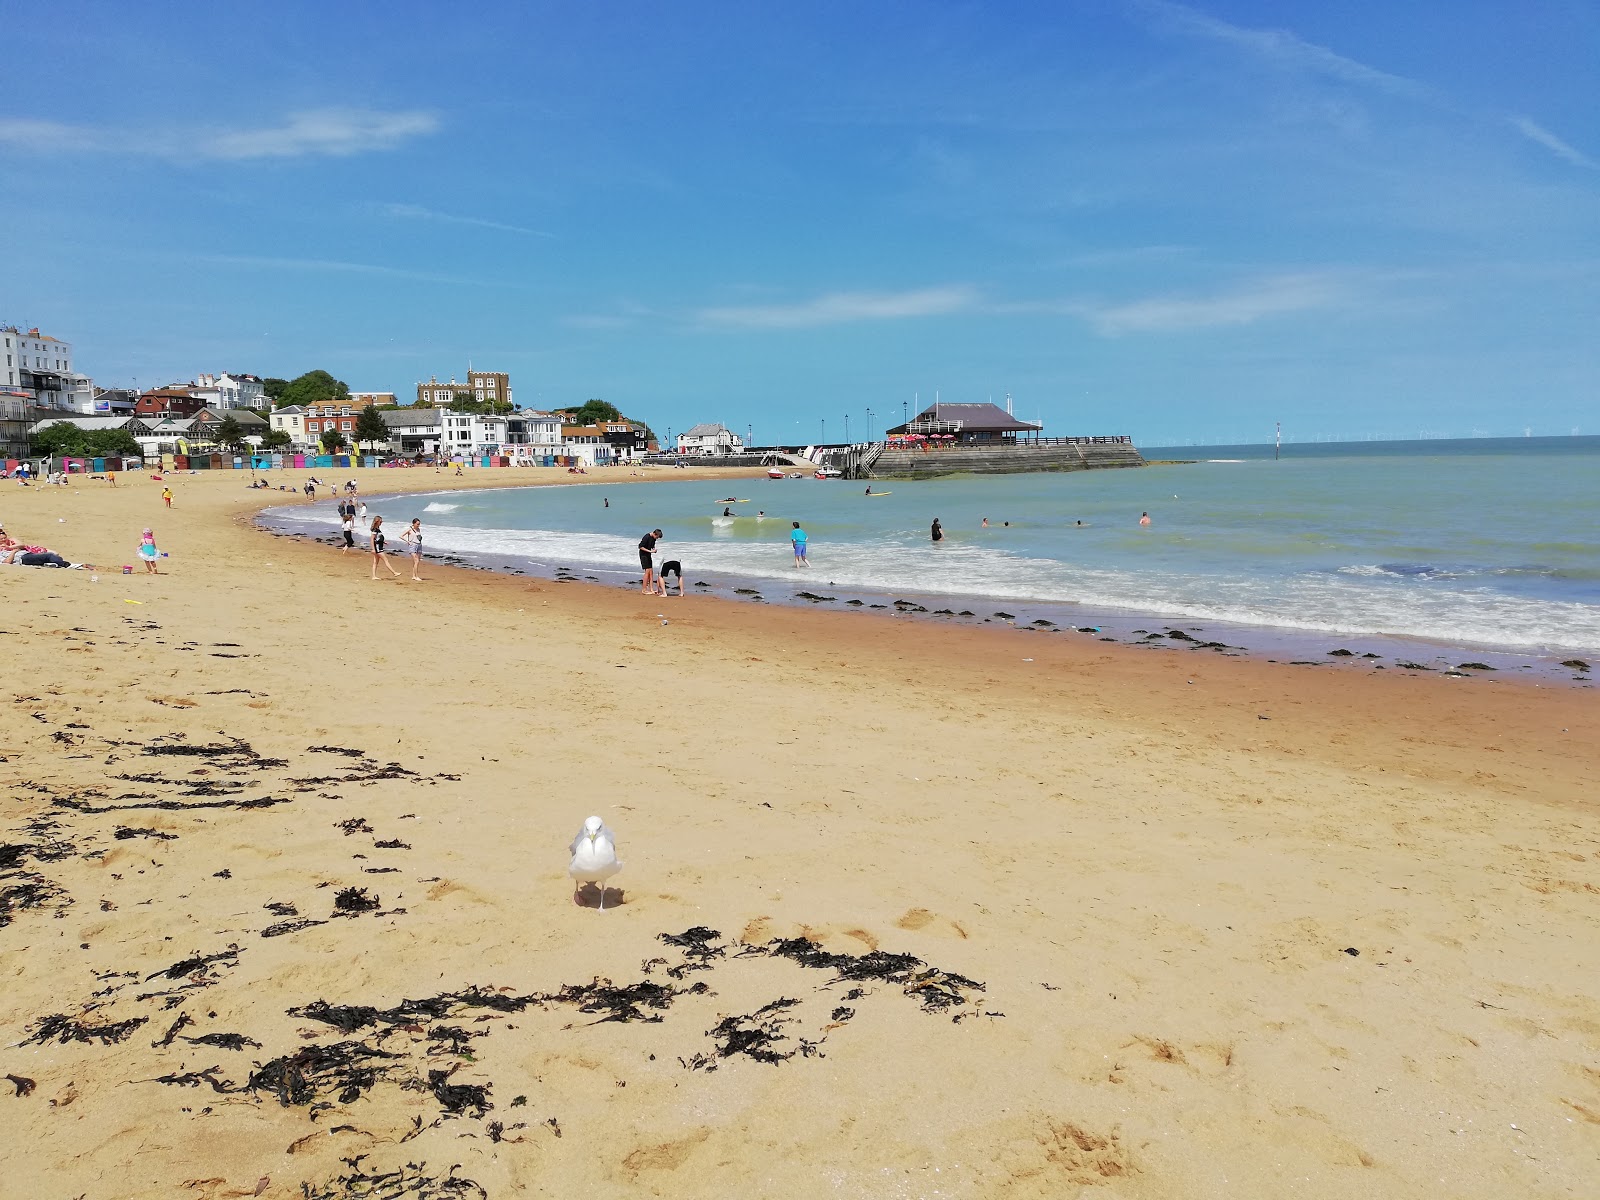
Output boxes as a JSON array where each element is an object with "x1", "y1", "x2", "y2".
[{"x1": 260, "y1": 436, "x2": 1600, "y2": 679}]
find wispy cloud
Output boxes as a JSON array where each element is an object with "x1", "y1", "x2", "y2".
[
  {"x1": 1132, "y1": 0, "x2": 1428, "y2": 98},
  {"x1": 1077, "y1": 273, "x2": 1345, "y2": 335},
  {"x1": 191, "y1": 253, "x2": 517, "y2": 289},
  {"x1": 1508, "y1": 117, "x2": 1597, "y2": 170},
  {"x1": 380, "y1": 203, "x2": 552, "y2": 237},
  {"x1": 0, "y1": 108, "x2": 437, "y2": 160},
  {"x1": 697, "y1": 286, "x2": 977, "y2": 329}
]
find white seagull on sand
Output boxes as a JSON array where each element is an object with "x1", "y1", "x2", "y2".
[{"x1": 568, "y1": 815, "x2": 622, "y2": 910}]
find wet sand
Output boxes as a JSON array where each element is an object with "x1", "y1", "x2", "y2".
[{"x1": 2, "y1": 466, "x2": 1596, "y2": 1199}]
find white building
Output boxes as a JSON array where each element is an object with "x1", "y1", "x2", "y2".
[
  {"x1": 194, "y1": 373, "x2": 266, "y2": 411},
  {"x1": 676, "y1": 423, "x2": 743, "y2": 456},
  {"x1": 4, "y1": 327, "x2": 88, "y2": 412},
  {"x1": 380, "y1": 408, "x2": 443, "y2": 456},
  {"x1": 269, "y1": 405, "x2": 308, "y2": 445},
  {"x1": 441, "y1": 410, "x2": 508, "y2": 457},
  {"x1": 504, "y1": 410, "x2": 564, "y2": 459}
]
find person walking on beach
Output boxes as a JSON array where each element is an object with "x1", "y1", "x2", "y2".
[
  {"x1": 138, "y1": 528, "x2": 160, "y2": 574},
  {"x1": 369, "y1": 516, "x2": 401, "y2": 580},
  {"x1": 791, "y1": 521, "x2": 808, "y2": 567},
  {"x1": 931, "y1": 517, "x2": 943, "y2": 543},
  {"x1": 400, "y1": 518, "x2": 425, "y2": 581},
  {"x1": 161, "y1": 486, "x2": 173, "y2": 508},
  {"x1": 340, "y1": 509, "x2": 356, "y2": 554},
  {"x1": 639, "y1": 528, "x2": 662, "y2": 593},
  {"x1": 356, "y1": 500, "x2": 368, "y2": 526}
]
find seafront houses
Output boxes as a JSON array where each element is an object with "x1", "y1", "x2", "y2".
[
  {"x1": 191, "y1": 407, "x2": 267, "y2": 444},
  {"x1": 192, "y1": 373, "x2": 266, "y2": 411},
  {"x1": 505, "y1": 410, "x2": 563, "y2": 458},
  {"x1": 676, "y1": 423, "x2": 743, "y2": 455},
  {"x1": 442, "y1": 410, "x2": 508, "y2": 457},
  {"x1": 379, "y1": 407, "x2": 442, "y2": 456},
  {"x1": 416, "y1": 371, "x2": 514, "y2": 408},
  {"x1": 135, "y1": 386, "x2": 208, "y2": 419},
  {"x1": 29, "y1": 413, "x2": 154, "y2": 451},
  {"x1": 3, "y1": 326, "x2": 94, "y2": 414}
]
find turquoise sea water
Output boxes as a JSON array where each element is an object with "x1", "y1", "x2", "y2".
[{"x1": 265, "y1": 436, "x2": 1600, "y2": 657}]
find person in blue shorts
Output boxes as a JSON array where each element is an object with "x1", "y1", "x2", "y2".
[{"x1": 791, "y1": 521, "x2": 808, "y2": 567}]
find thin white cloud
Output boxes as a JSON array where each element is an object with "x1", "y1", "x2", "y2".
[
  {"x1": 698, "y1": 286, "x2": 976, "y2": 329},
  {"x1": 1079, "y1": 273, "x2": 1344, "y2": 335},
  {"x1": 1133, "y1": 0, "x2": 1428, "y2": 98},
  {"x1": 381, "y1": 202, "x2": 552, "y2": 238},
  {"x1": 1508, "y1": 117, "x2": 1597, "y2": 170},
  {"x1": 0, "y1": 108, "x2": 437, "y2": 160},
  {"x1": 192, "y1": 253, "x2": 517, "y2": 289}
]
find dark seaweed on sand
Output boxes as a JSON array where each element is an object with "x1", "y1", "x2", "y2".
[
  {"x1": 24, "y1": 1012, "x2": 149, "y2": 1046},
  {"x1": 657, "y1": 926, "x2": 726, "y2": 976},
  {"x1": 151, "y1": 1065, "x2": 236, "y2": 1093},
  {"x1": 423, "y1": 1067, "x2": 491, "y2": 1117},
  {"x1": 301, "y1": 1161, "x2": 487, "y2": 1200},
  {"x1": 553, "y1": 978, "x2": 707, "y2": 1024},
  {"x1": 262, "y1": 918, "x2": 328, "y2": 938},
  {"x1": 113, "y1": 826, "x2": 178, "y2": 841},
  {"x1": 0, "y1": 877, "x2": 71, "y2": 928},
  {"x1": 761, "y1": 937, "x2": 986, "y2": 1013},
  {"x1": 334, "y1": 818, "x2": 374, "y2": 836},
  {"x1": 373, "y1": 838, "x2": 411, "y2": 850},
  {"x1": 307, "y1": 745, "x2": 367, "y2": 757},
  {"x1": 263, "y1": 901, "x2": 298, "y2": 917},
  {"x1": 144, "y1": 945, "x2": 240, "y2": 981},
  {"x1": 5, "y1": 1073, "x2": 35, "y2": 1097},
  {"x1": 153, "y1": 1012, "x2": 194, "y2": 1046},
  {"x1": 695, "y1": 998, "x2": 822, "y2": 1068},
  {"x1": 248, "y1": 1040, "x2": 404, "y2": 1106},
  {"x1": 426, "y1": 1025, "x2": 484, "y2": 1057},
  {"x1": 333, "y1": 887, "x2": 379, "y2": 915},
  {"x1": 182, "y1": 1031, "x2": 261, "y2": 1050}
]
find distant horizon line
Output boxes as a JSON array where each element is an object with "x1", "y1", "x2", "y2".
[{"x1": 1140, "y1": 431, "x2": 1591, "y2": 449}]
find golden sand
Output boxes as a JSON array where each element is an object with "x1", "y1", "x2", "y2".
[{"x1": 1, "y1": 467, "x2": 1596, "y2": 1199}]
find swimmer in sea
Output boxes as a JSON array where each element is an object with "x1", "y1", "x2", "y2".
[
  {"x1": 723, "y1": 507, "x2": 734, "y2": 516},
  {"x1": 1139, "y1": 511, "x2": 1151, "y2": 527}
]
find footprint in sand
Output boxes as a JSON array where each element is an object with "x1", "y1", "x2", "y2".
[{"x1": 895, "y1": 907, "x2": 969, "y2": 939}]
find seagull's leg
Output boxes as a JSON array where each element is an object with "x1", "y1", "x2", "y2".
[{"x1": 598, "y1": 884, "x2": 606, "y2": 912}]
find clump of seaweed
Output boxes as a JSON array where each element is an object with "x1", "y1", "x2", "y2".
[
  {"x1": 333, "y1": 887, "x2": 379, "y2": 915},
  {"x1": 182, "y1": 1031, "x2": 261, "y2": 1051},
  {"x1": 552, "y1": 978, "x2": 705, "y2": 1024},
  {"x1": 302, "y1": 1160, "x2": 487, "y2": 1200},
  {"x1": 113, "y1": 826, "x2": 178, "y2": 841},
  {"x1": 248, "y1": 1040, "x2": 403, "y2": 1106},
  {"x1": 698, "y1": 997, "x2": 811, "y2": 1068},
  {"x1": 657, "y1": 926, "x2": 726, "y2": 977},
  {"x1": 262, "y1": 918, "x2": 328, "y2": 939},
  {"x1": 422, "y1": 1067, "x2": 491, "y2": 1118},
  {"x1": 334, "y1": 818, "x2": 373, "y2": 836},
  {"x1": 25, "y1": 1012, "x2": 149, "y2": 1046},
  {"x1": 1, "y1": 877, "x2": 71, "y2": 928},
  {"x1": 144, "y1": 945, "x2": 240, "y2": 982}
]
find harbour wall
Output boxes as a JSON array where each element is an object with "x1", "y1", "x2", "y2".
[{"x1": 861, "y1": 439, "x2": 1145, "y2": 480}]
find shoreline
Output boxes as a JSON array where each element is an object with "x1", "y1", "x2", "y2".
[
  {"x1": 3, "y1": 465, "x2": 1596, "y2": 1200},
  {"x1": 256, "y1": 480, "x2": 1596, "y2": 690}
]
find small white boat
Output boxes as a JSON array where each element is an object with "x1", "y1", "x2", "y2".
[{"x1": 814, "y1": 467, "x2": 843, "y2": 479}]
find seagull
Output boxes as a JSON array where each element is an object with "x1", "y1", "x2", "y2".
[{"x1": 568, "y1": 816, "x2": 622, "y2": 910}]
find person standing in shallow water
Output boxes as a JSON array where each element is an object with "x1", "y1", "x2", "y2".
[
  {"x1": 791, "y1": 521, "x2": 808, "y2": 567},
  {"x1": 638, "y1": 528, "x2": 662, "y2": 593},
  {"x1": 931, "y1": 517, "x2": 943, "y2": 543}
]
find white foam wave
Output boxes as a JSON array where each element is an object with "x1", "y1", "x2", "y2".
[
  {"x1": 412, "y1": 523, "x2": 1600, "y2": 653},
  {"x1": 423, "y1": 502, "x2": 460, "y2": 513}
]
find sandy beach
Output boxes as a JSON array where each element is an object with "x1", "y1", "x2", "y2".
[{"x1": 2, "y1": 466, "x2": 1596, "y2": 1199}]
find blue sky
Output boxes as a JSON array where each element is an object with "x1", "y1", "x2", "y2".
[{"x1": 2, "y1": 0, "x2": 1596, "y2": 445}]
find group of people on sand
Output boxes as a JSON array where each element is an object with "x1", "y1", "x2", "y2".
[{"x1": 327, "y1": 495, "x2": 424, "y2": 582}]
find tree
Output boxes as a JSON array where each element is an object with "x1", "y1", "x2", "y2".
[
  {"x1": 562, "y1": 399, "x2": 623, "y2": 426},
  {"x1": 212, "y1": 415, "x2": 247, "y2": 453},
  {"x1": 320, "y1": 427, "x2": 348, "y2": 454},
  {"x1": 262, "y1": 378, "x2": 290, "y2": 404},
  {"x1": 277, "y1": 370, "x2": 350, "y2": 410},
  {"x1": 261, "y1": 428, "x2": 292, "y2": 451},
  {"x1": 84, "y1": 428, "x2": 142, "y2": 457},
  {"x1": 353, "y1": 404, "x2": 390, "y2": 450},
  {"x1": 31, "y1": 421, "x2": 88, "y2": 458}
]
